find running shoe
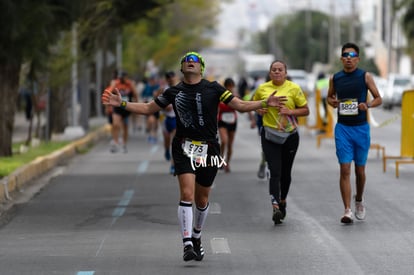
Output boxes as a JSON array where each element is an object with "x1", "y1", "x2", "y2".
[
  {"x1": 272, "y1": 207, "x2": 283, "y2": 225},
  {"x1": 257, "y1": 163, "x2": 266, "y2": 179},
  {"x1": 279, "y1": 201, "x2": 287, "y2": 220},
  {"x1": 191, "y1": 237, "x2": 205, "y2": 261},
  {"x1": 165, "y1": 150, "x2": 171, "y2": 161},
  {"x1": 147, "y1": 136, "x2": 157, "y2": 144},
  {"x1": 183, "y1": 244, "x2": 197, "y2": 262},
  {"x1": 110, "y1": 143, "x2": 118, "y2": 153},
  {"x1": 354, "y1": 196, "x2": 366, "y2": 220},
  {"x1": 340, "y1": 208, "x2": 354, "y2": 224}
]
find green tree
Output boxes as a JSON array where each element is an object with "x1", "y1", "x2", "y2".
[
  {"x1": 0, "y1": 0, "x2": 77, "y2": 157},
  {"x1": 122, "y1": 0, "x2": 221, "y2": 76},
  {"x1": 253, "y1": 10, "x2": 372, "y2": 73},
  {"x1": 398, "y1": 0, "x2": 414, "y2": 64},
  {"x1": 253, "y1": 10, "x2": 332, "y2": 70},
  {"x1": 0, "y1": 0, "x2": 172, "y2": 157}
]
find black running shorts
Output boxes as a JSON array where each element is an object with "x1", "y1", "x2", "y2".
[{"x1": 172, "y1": 137, "x2": 220, "y2": 187}]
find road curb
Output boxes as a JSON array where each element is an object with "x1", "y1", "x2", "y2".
[{"x1": 0, "y1": 124, "x2": 111, "y2": 203}]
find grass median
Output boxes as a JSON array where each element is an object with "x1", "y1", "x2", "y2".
[{"x1": 0, "y1": 141, "x2": 70, "y2": 179}]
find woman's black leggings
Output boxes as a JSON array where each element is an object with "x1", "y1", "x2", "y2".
[{"x1": 261, "y1": 130, "x2": 299, "y2": 204}]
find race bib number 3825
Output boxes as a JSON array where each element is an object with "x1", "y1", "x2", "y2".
[{"x1": 339, "y1": 98, "x2": 358, "y2": 116}]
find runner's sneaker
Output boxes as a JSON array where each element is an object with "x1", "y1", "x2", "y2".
[
  {"x1": 272, "y1": 207, "x2": 283, "y2": 225},
  {"x1": 165, "y1": 149, "x2": 171, "y2": 161},
  {"x1": 257, "y1": 163, "x2": 266, "y2": 179},
  {"x1": 110, "y1": 143, "x2": 118, "y2": 153},
  {"x1": 279, "y1": 201, "x2": 287, "y2": 220},
  {"x1": 191, "y1": 237, "x2": 205, "y2": 261},
  {"x1": 340, "y1": 209, "x2": 354, "y2": 224},
  {"x1": 183, "y1": 244, "x2": 197, "y2": 262},
  {"x1": 354, "y1": 196, "x2": 366, "y2": 220}
]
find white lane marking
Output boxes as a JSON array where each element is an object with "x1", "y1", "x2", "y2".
[
  {"x1": 209, "y1": 202, "x2": 221, "y2": 214},
  {"x1": 150, "y1": 145, "x2": 159, "y2": 154},
  {"x1": 111, "y1": 189, "x2": 134, "y2": 225},
  {"x1": 211, "y1": 237, "x2": 231, "y2": 254},
  {"x1": 136, "y1": 145, "x2": 159, "y2": 174},
  {"x1": 137, "y1": 160, "x2": 149, "y2": 174},
  {"x1": 95, "y1": 189, "x2": 134, "y2": 257}
]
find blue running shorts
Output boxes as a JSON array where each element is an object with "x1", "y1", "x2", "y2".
[
  {"x1": 334, "y1": 123, "x2": 370, "y2": 166},
  {"x1": 164, "y1": 116, "x2": 177, "y2": 133}
]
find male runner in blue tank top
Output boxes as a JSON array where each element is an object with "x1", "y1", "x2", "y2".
[{"x1": 327, "y1": 42, "x2": 382, "y2": 224}]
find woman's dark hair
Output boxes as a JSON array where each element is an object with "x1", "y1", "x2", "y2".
[
  {"x1": 269, "y1": 60, "x2": 287, "y2": 72},
  {"x1": 224, "y1": 78, "x2": 235, "y2": 88}
]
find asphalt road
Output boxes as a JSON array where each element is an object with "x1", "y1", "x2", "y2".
[{"x1": 1, "y1": 105, "x2": 413, "y2": 275}]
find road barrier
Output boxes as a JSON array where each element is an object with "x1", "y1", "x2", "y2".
[
  {"x1": 307, "y1": 88, "x2": 325, "y2": 132},
  {"x1": 383, "y1": 90, "x2": 414, "y2": 178},
  {"x1": 316, "y1": 104, "x2": 335, "y2": 148}
]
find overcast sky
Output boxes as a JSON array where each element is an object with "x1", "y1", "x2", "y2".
[{"x1": 214, "y1": 0, "x2": 362, "y2": 47}]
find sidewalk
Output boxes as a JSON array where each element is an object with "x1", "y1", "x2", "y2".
[{"x1": 12, "y1": 111, "x2": 108, "y2": 143}]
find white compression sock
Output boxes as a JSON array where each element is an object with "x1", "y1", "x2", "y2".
[
  {"x1": 178, "y1": 201, "x2": 193, "y2": 246},
  {"x1": 192, "y1": 203, "x2": 209, "y2": 239}
]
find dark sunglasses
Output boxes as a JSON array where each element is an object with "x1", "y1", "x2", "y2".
[
  {"x1": 181, "y1": 54, "x2": 201, "y2": 63},
  {"x1": 341, "y1": 52, "x2": 359, "y2": 58}
]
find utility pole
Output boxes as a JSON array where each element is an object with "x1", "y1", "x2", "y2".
[
  {"x1": 71, "y1": 23, "x2": 78, "y2": 127},
  {"x1": 387, "y1": 0, "x2": 395, "y2": 75},
  {"x1": 305, "y1": 0, "x2": 312, "y2": 71},
  {"x1": 328, "y1": 0, "x2": 335, "y2": 65},
  {"x1": 63, "y1": 22, "x2": 85, "y2": 139},
  {"x1": 95, "y1": 51, "x2": 103, "y2": 117},
  {"x1": 116, "y1": 33, "x2": 122, "y2": 73},
  {"x1": 349, "y1": 0, "x2": 356, "y2": 42}
]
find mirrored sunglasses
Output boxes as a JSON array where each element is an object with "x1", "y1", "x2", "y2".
[
  {"x1": 341, "y1": 52, "x2": 359, "y2": 58},
  {"x1": 181, "y1": 54, "x2": 201, "y2": 63}
]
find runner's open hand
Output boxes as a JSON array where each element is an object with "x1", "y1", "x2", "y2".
[
  {"x1": 102, "y1": 88, "x2": 122, "y2": 107},
  {"x1": 267, "y1": 91, "x2": 287, "y2": 108}
]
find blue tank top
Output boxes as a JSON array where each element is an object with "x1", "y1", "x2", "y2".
[{"x1": 333, "y1": 68, "x2": 368, "y2": 126}]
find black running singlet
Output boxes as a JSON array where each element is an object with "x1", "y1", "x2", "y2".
[{"x1": 155, "y1": 79, "x2": 234, "y2": 141}]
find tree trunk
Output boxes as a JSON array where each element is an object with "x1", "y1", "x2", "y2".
[
  {"x1": 79, "y1": 59, "x2": 90, "y2": 131},
  {"x1": 50, "y1": 85, "x2": 69, "y2": 134},
  {"x1": 0, "y1": 60, "x2": 21, "y2": 157}
]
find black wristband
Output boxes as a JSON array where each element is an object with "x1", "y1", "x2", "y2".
[{"x1": 120, "y1": 100, "x2": 127, "y2": 109}]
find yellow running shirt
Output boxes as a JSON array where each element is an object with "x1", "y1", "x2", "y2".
[{"x1": 253, "y1": 80, "x2": 307, "y2": 132}]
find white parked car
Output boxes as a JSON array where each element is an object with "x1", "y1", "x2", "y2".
[
  {"x1": 383, "y1": 74, "x2": 413, "y2": 109},
  {"x1": 372, "y1": 75, "x2": 388, "y2": 98},
  {"x1": 288, "y1": 69, "x2": 311, "y2": 94}
]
